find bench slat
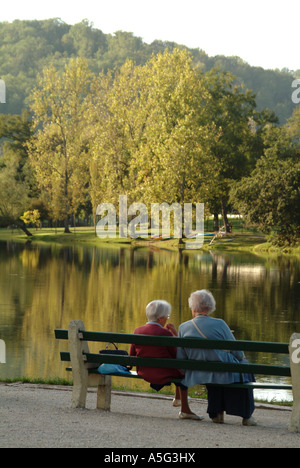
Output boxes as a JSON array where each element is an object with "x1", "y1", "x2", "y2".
[
  {"x1": 59, "y1": 351, "x2": 291, "y2": 377},
  {"x1": 64, "y1": 366, "x2": 292, "y2": 390},
  {"x1": 208, "y1": 382, "x2": 292, "y2": 390},
  {"x1": 54, "y1": 329, "x2": 68, "y2": 340},
  {"x1": 55, "y1": 329, "x2": 289, "y2": 354}
]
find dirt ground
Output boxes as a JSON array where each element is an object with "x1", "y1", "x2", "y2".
[{"x1": 0, "y1": 382, "x2": 299, "y2": 449}]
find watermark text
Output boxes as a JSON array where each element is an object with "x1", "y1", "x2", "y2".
[
  {"x1": 291, "y1": 338, "x2": 300, "y2": 364},
  {"x1": 0, "y1": 339, "x2": 6, "y2": 364},
  {"x1": 0, "y1": 79, "x2": 6, "y2": 104},
  {"x1": 291, "y1": 79, "x2": 300, "y2": 104},
  {"x1": 96, "y1": 195, "x2": 204, "y2": 250}
]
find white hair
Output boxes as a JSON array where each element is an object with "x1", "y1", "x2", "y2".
[
  {"x1": 188, "y1": 290, "x2": 216, "y2": 314},
  {"x1": 146, "y1": 300, "x2": 171, "y2": 321}
]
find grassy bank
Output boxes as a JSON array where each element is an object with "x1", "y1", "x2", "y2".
[{"x1": 0, "y1": 226, "x2": 299, "y2": 256}]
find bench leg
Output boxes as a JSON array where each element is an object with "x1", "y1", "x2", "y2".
[
  {"x1": 97, "y1": 376, "x2": 112, "y2": 411},
  {"x1": 68, "y1": 320, "x2": 89, "y2": 409},
  {"x1": 289, "y1": 333, "x2": 300, "y2": 432}
]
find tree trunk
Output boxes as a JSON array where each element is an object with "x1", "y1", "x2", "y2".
[
  {"x1": 63, "y1": 165, "x2": 71, "y2": 233},
  {"x1": 94, "y1": 213, "x2": 97, "y2": 237},
  {"x1": 179, "y1": 174, "x2": 185, "y2": 245},
  {"x1": 221, "y1": 198, "x2": 230, "y2": 233},
  {"x1": 64, "y1": 217, "x2": 71, "y2": 234},
  {"x1": 17, "y1": 221, "x2": 33, "y2": 237},
  {"x1": 213, "y1": 212, "x2": 219, "y2": 232}
]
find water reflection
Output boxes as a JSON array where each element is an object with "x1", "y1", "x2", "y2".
[{"x1": 0, "y1": 241, "x2": 299, "y2": 401}]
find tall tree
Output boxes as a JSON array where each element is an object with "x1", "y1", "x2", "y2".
[
  {"x1": 87, "y1": 49, "x2": 217, "y2": 239},
  {"x1": 130, "y1": 48, "x2": 215, "y2": 205},
  {"x1": 28, "y1": 58, "x2": 93, "y2": 232},
  {"x1": 87, "y1": 59, "x2": 149, "y2": 227},
  {"x1": 198, "y1": 70, "x2": 257, "y2": 231},
  {"x1": 230, "y1": 112, "x2": 300, "y2": 243}
]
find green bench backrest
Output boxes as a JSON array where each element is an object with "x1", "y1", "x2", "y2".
[
  {"x1": 54, "y1": 329, "x2": 289, "y2": 353},
  {"x1": 55, "y1": 329, "x2": 291, "y2": 378}
]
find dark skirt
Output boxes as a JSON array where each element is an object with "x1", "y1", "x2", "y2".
[{"x1": 206, "y1": 384, "x2": 255, "y2": 419}]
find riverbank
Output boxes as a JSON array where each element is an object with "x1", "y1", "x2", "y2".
[
  {"x1": 0, "y1": 227, "x2": 299, "y2": 256},
  {"x1": 0, "y1": 382, "x2": 298, "y2": 448}
]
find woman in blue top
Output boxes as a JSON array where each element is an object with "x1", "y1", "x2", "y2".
[{"x1": 177, "y1": 290, "x2": 257, "y2": 426}]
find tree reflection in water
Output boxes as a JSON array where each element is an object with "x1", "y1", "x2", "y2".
[{"x1": 0, "y1": 241, "x2": 299, "y2": 401}]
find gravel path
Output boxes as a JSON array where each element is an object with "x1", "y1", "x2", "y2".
[{"x1": 0, "y1": 382, "x2": 299, "y2": 448}]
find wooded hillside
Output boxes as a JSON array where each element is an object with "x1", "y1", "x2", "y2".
[{"x1": 0, "y1": 18, "x2": 298, "y2": 123}]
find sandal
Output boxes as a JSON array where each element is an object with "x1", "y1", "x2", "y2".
[
  {"x1": 172, "y1": 399, "x2": 181, "y2": 407},
  {"x1": 242, "y1": 417, "x2": 257, "y2": 426}
]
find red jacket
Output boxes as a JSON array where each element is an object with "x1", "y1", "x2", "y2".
[{"x1": 129, "y1": 323, "x2": 184, "y2": 385}]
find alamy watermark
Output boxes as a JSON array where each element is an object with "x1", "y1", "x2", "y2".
[
  {"x1": 291, "y1": 338, "x2": 300, "y2": 364},
  {"x1": 0, "y1": 79, "x2": 6, "y2": 104},
  {"x1": 291, "y1": 79, "x2": 300, "y2": 104},
  {"x1": 96, "y1": 195, "x2": 204, "y2": 250},
  {"x1": 0, "y1": 339, "x2": 6, "y2": 364}
]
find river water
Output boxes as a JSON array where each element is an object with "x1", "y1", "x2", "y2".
[{"x1": 0, "y1": 240, "x2": 299, "y2": 402}]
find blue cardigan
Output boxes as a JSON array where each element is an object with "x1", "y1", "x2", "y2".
[{"x1": 177, "y1": 316, "x2": 253, "y2": 386}]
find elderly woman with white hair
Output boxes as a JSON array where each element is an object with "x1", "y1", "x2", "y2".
[
  {"x1": 130, "y1": 300, "x2": 204, "y2": 420},
  {"x1": 177, "y1": 290, "x2": 257, "y2": 426}
]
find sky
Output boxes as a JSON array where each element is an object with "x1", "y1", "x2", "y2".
[{"x1": 1, "y1": 0, "x2": 299, "y2": 71}]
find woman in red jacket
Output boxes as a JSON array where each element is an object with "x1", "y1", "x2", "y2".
[{"x1": 130, "y1": 300, "x2": 203, "y2": 420}]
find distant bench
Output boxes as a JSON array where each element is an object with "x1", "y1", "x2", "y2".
[{"x1": 54, "y1": 320, "x2": 300, "y2": 432}]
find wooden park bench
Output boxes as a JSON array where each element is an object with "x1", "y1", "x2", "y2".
[{"x1": 54, "y1": 320, "x2": 300, "y2": 432}]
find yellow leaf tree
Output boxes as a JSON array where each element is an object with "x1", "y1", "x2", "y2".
[{"x1": 28, "y1": 58, "x2": 94, "y2": 233}]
